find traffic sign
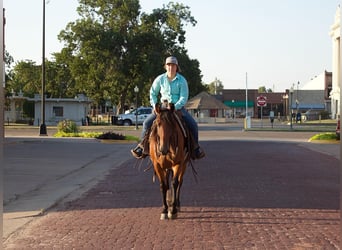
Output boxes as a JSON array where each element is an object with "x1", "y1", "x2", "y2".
[{"x1": 257, "y1": 95, "x2": 267, "y2": 107}]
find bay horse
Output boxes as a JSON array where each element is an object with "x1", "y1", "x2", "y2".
[{"x1": 149, "y1": 102, "x2": 191, "y2": 220}]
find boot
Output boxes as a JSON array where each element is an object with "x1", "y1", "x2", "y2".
[
  {"x1": 131, "y1": 144, "x2": 147, "y2": 159},
  {"x1": 194, "y1": 146, "x2": 205, "y2": 159}
]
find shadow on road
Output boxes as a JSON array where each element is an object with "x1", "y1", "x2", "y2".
[{"x1": 58, "y1": 140, "x2": 339, "y2": 212}]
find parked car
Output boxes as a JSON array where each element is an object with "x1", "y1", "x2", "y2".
[
  {"x1": 336, "y1": 119, "x2": 340, "y2": 140},
  {"x1": 117, "y1": 107, "x2": 152, "y2": 126}
]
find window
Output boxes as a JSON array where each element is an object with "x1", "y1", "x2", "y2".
[{"x1": 53, "y1": 106, "x2": 63, "y2": 117}]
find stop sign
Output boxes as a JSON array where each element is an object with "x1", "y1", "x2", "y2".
[{"x1": 257, "y1": 95, "x2": 267, "y2": 107}]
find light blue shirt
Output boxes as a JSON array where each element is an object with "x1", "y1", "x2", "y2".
[{"x1": 150, "y1": 72, "x2": 189, "y2": 110}]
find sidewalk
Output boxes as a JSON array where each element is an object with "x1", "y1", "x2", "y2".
[{"x1": 3, "y1": 136, "x2": 136, "y2": 239}]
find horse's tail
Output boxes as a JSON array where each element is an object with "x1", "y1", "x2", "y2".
[
  {"x1": 174, "y1": 113, "x2": 198, "y2": 183},
  {"x1": 188, "y1": 159, "x2": 198, "y2": 183}
]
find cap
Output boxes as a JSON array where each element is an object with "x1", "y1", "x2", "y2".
[
  {"x1": 165, "y1": 56, "x2": 181, "y2": 72},
  {"x1": 165, "y1": 56, "x2": 178, "y2": 65}
]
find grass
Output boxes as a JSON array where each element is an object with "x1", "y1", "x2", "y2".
[
  {"x1": 309, "y1": 132, "x2": 339, "y2": 141},
  {"x1": 54, "y1": 130, "x2": 139, "y2": 142}
]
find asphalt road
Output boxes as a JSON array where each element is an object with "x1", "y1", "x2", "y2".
[{"x1": 3, "y1": 125, "x2": 341, "y2": 249}]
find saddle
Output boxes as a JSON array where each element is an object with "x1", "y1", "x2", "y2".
[{"x1": 141, "y1": 110, "x2": 196, "y2": 159}]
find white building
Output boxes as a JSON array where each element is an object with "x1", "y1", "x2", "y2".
[
  {"x1": 31, "y1": 94, "x2": 92, "y2": 126},
  {"x1": 5, "y1": 90, "x2": 28, "y2": 123},
  {"x1": 299, "y1": 71, "x2": 332, "y2": 115},
  {"x1": 329, "y1": 5, "x2": 341, "y2": 119},
  {"x1": 301, "y1": 72, "x2": 326, "y2": 90}
]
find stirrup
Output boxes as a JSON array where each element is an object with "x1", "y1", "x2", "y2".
[{"x1": 131, "y1": 145, "x2": 144, "y2": 159}]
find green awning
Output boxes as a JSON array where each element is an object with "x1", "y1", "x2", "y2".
[{"x1": 224, "y1": 100, "x2": 254, "y2": 107}]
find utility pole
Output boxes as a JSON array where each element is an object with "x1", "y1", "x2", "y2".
[
  {"x1": 39, "y1": 0, "x2": 47, "y2": 135},
  {"x1": 0, "y1": 1, "x2": 5, "y2": 239}
]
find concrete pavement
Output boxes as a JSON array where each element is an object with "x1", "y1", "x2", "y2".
[{"x1": 3, "y1": 135, "x2": 137, "y2": 239}]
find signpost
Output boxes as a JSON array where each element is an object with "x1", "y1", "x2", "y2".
[{"x1": 257, "y1": 96, "x2": 267, "y2": 127}]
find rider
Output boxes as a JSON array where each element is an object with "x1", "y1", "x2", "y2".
[{"x1": 131, "y1": 56, "x2": 205, "y2": 160}]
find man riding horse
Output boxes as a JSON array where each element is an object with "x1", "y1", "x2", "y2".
[{"x1": 131, "y1": 56, "x2": 205, "y2": 160}]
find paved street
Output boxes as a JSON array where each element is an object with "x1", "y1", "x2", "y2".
[{"x1": 3, "y1": 125, "x2": 340, "y2": 249}]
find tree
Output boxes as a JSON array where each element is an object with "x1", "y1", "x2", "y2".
[
  {"x1": 57, "y1": 0, "x2": 202, "y2": 114},
  {"x1": 9, "y1": 60, "x2": 41, "y2": 97},
  {"x1": 207, "y1": 78, "x2": 224, "y2": 95},
  {"x1": 6, "y1": 0, "x2": 204, "y2": 116},
  {"x1": 258, "y1": 86, "x2": 273, "y2": 93}
]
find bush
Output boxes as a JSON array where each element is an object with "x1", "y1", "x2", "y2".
[
  {"x1": 57, "y1": 120, "x2": 79, "y2": 134},
  {"x1": 95, "y1": 132, "x2": 125, "y2": 140}
]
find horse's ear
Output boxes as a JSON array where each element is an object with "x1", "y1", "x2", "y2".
[
  {"x1": 155, "y1": 103, "x2": 161, "y2": 114},
  {"x1": 169, "y1": 103, "x2": 175, "y2": 111}
]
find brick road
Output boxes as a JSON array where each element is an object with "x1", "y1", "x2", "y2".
[{"x1": 4, "y1": 139, "x2": 340, "y2": 249}]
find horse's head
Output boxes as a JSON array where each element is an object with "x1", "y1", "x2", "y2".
[
  {"x1": 155, "y1": 101, "x2": 175, "y2": 113},
  {"x1": 153, "y1": 102, "x2": 176, "y2": 156}
]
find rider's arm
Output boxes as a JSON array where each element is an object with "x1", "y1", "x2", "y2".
[
  {"x1": 174, "y1": 75, "x2": 189, "y2": 110},
  {"x1": 150, "y1": 75, "x2": 162, "y2": 108}
]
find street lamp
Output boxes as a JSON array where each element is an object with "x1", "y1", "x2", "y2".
[
  {"x1": 39, "y1": 0, "x2": 47, "y2": 135},
  {"x1": 289, "y1": 86, "x2": 294, "y2": 129},
  {"x1": 134, "y1": 85, "x2": 139, "y2": 130},
  {"x1": 232, "y1": 99, "x2": 235, "y2": 119},
  {"x1": 282, "y1": 94, "x2": 288, "y2": 119},
  {"x1": 296, "y1": 81, "x2": 300, "y2": 112}
]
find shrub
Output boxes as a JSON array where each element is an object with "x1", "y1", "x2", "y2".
[
  {"x1": 319, "y1": 110, "x2": 330, "y2": 120},
  {"x1": 57, "y1": 120, "x2": 79, "y2": 134},
  {"x1": 95, "y1": 132, "x2": 125, "y2": 140}
]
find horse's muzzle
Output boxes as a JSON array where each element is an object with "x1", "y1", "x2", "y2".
[{"x1": 159, "y1": 145, "x2": 169, "y2": 156}]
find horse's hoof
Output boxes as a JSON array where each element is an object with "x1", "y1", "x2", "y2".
[
  {"x1": 160, "y1": 213, "x2": 168, "y2": 220},
  {"x1": 168, "y1": 211, "x2": 177, "y2": 220}
]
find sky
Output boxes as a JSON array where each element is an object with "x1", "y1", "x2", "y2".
[{"x1": 3, "y1": 0, "x2": 341, "y2": 92}]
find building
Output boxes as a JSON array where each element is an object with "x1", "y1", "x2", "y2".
[
  {"x1": 329, "y1": 5, "x2": 341, "y2": 119},
  {"x1": 5, "y1": 90, "x2": 29, "y2": 124},
  {"x1": 294, "y1": 71, "x2": 331, "y2": 116},
  {"x1": 30, "y1": 94, "x2": 92, "y2": 126},
  {"x1": 221, "y1": 89, "x2": 287, "y2": 119}
]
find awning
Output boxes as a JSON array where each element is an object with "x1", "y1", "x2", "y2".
[
  {"x1": 224, "y1": 100, "x2": 254, "y2": 107},
  {"x1": 292, "y1": 103, "x2": 325, "y2": 110}
]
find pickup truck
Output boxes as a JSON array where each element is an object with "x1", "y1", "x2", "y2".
[{"x1": 117, "y1": 107, "x2": 152, "y2": 126}]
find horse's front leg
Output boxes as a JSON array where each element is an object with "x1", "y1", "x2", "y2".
[
  {"x1": 168, "y1": 177, "x2": 179, "y2": 219},
  {"x1": 160, "y1": 181, "x2": 169, "y2": 220}
]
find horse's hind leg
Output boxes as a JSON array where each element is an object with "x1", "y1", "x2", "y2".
[{"x1": 175, "y1": 178, "x2": 183, "y2": 212}]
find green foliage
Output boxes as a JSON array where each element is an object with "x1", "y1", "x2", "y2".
[
  {"x1": 319, "y1": 110, "x2": 330, "y2": 120},
  {"x1": 57, "y1": 120, "x2": 80, "y2": 134},
  {"x1": 206, "y1": 78, "x2": 224, "y2": 95},
  {"x1": 95, "y1": 132, "x2": 125, "y2": 140},
  {"x1": 53, "y1": 129, "x2": 139, "y2": 141},
  {"x1": 57, "y1": 0, "x2": 202, "y2": 113},
  {"x1": 309, "y1": 132, "x2": 338, "y2": 141},
  {"x1": 258, "y1": 86, "x2": 272, "y2": 93},
  {"x1": 9, "y1": 60, "x2": 41, "y2": 97},
  {"x1": 54, "y1": 131, "x2": 102, "y2": 138},
  {"x1": 6, "y1": 0, "x2": 204, "y2": 115}
]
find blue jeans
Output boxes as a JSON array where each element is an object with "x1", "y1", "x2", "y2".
[{"x1": 141, "y1": 108, "x2": 199, "y2": 144}]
